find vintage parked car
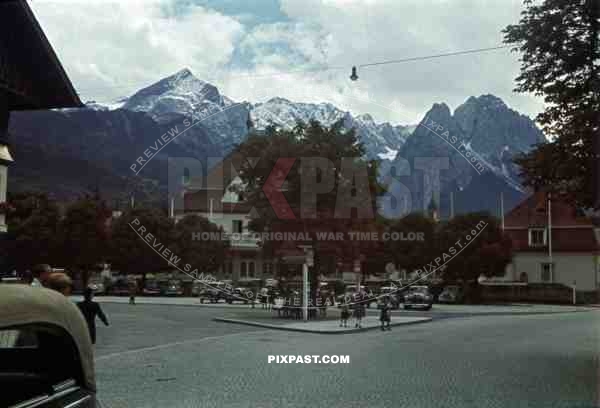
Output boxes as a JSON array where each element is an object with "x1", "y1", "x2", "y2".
[
  {"x1": 109, "y1": 279, "x2": 131, "y2": 296},
  {"x1": 142, "y1": 280, "x2": 162, "y2": 296},
  {"x1": 0, "y1": 284, "x2": 98, "y2": 407},
  {"x1": 378, "y1": 286, "x2": 402, "y2": 309},
  {"x1": 438, "y1": 285, "x2": 465, "y2": 304},
  {"x1": 198, "y1": 288, "x2": 220, "y2": 303},
  {"x1": 164, "y1": 280, "x2": 183, "y2": 296},
  {"x1": 225, "y1": 287, "x2": 251, "y2": 304},
  {"x1": 403, "y1": 285, "x2": 434, "y2": 310}
]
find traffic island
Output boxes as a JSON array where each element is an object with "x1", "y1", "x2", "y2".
[{"x1": 213, "y1": 315, "x2": 433, "y2": 334}]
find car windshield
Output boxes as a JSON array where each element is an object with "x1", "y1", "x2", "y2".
[
  {"x1": 410, "y1": 286, "x2": 428, "y2": 293},
  {"x1": 4, "y1": 1, "x2": 599, "y2": 406}
]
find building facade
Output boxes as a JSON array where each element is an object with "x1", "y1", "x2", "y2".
[
  {"x1": 177, "y1": 151, "x2": 277, "y2": 283},
  {"x1": 177, "y1": 151, "x2": 373, "y2": 284},
  {"x1": 502, "y1": 192, "x2": 600, "y2": 294}
]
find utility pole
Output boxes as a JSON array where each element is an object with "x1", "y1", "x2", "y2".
[
  {"x1": 500, "y1": 192, "x2": 505, "y2": 232},
  {"x1": 547, "y1": 192, "x2": 553, "y2": 280},
  {"x1": 595, "y1": 126, "x2": 600, "y2": 211},
  {"x1": 299, "y1": 245, "x2": 313, "y2": 322}
]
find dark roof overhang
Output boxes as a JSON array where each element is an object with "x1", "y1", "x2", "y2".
[{"x1": 0, "y1": 0, "x2": 82, "y2": 110}]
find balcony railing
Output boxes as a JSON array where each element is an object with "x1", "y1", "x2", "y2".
[{"x1": 225, "y1": 232, "x2": 260, "y2": 248}]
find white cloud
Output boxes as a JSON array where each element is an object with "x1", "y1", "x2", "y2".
[
  {"x1": 224, "y1": 0, "x2": 545, "y2": 124},
  {"x1": 31, "y1": 0, "x2": 545, "y2": 125},
  {"x1": 30, "y1": 0, "x2": 244, "y2": 102}
]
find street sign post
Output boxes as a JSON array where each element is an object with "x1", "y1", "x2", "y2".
[{"x1": 298, "y1": 245, "x2": 313, "y2": 322}]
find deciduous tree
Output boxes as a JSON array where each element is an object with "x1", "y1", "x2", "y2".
[{"x1": 503, "y1": 0, "x2": 599, "y2": 209}]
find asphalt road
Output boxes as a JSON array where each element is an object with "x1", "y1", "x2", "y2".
[{"x1": 93, "y1": 303, "x2": 599, "y2": 408}]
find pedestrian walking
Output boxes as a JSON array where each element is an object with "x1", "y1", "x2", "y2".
[
  {"x1": 129, "y1": 279, "x2": 137, "y2": 305},
  {"x1": 380, "y1": 298, "x2": 391, "y2": 331},
  {"x1": 77, "y1": 287, "x2": 109, "y2": 344},
  {"x1": 340, "y1": 302, "x2": 350, "y2": 327},
  {"x1": 353, "y1": 294, "x2": 364, "y2": 328}
]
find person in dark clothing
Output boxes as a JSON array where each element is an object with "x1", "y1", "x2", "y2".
[
  {"x1": 380, "y1": 298, "x2": 391, "y2": 331},
  {"x1": 353, "y1": 293, "x2": 365, "y2": 328},
  {"x1": 340, "y1": 301, "x2": 350, "y2": 328},
  {"x1": 77, "y1": 288, "x2": 109, "y2": 344}
]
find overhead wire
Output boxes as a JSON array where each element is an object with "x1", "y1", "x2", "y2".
[{"x1": 74, "y1": 45, "x2": 513, "y2": 97}]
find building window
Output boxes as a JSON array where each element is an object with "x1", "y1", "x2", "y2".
[
  {"x1": 528, "y1": 228, "x2": 546, "y2": 247},
  {"x1": 227, "y1": 262, "x2": 233, "y2": 276},
  {"x1": 541, "y1": 263, "x2": 554, "y2": 283},
  {"x1": 240, "y1": 262, "x2": 247, "y2": 278},
  {"x1": 232, "y1": 220, "x2": 243, "y2": 234},
  {"x1": 248, "y1": 262, "x2": 255, "y2": 278},
  {"x1": 263, "y1": 262, "x2": 273, "y2": 276},
  {"x1": 182, "y1": 168, "x2": 190, "y2": 185}
]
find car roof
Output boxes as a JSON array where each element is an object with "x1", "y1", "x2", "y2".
[{"x1": 0, "y1": 284, "x2": 95, "y2": 390}]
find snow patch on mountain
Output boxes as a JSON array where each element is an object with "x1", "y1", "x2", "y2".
[
  {"x1": 462, "y1": 143, "x2": 526, "y2": 193},
  {"x1": 122, "y1": 68, "x2": 228, "y2": 122},
  {"x1": 251, "y1": 97, "x2": 410, "y2": 161},
  {"x1": 378, "y1": 147, "x2": 398, "y2": 161}
]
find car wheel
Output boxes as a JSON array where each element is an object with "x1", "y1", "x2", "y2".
[{"x1": 425, "y1": 304, "x2": 432, "y2": 311}]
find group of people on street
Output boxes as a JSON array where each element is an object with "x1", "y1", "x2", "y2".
[
  {"x1": 339, "y1": 294, "x2": 392, "y2": 331},
  {"x1": 27, "y1": 264, "x2": 109, "y2": 344},
  {"x1": 339, "y1": 293, "x2": 367, "y2": 328}
]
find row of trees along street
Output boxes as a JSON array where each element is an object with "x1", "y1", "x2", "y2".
[
  {"x1": 1, "y1": 122, "x2": 512, "y2": 297},
  {"x1": 0, "y1": 192, "x2": 229, "y2": 287},
  {"x1": 235, "y1": 121, "x2": 512, "y2": 304}
]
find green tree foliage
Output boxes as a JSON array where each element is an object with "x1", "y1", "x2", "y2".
[
  {"x1": 171, "y1": 214, "x2": 229, "y2": 274},
  {"x1": 384, "y1": 213, "x2": 437, "y2": 274},
  {"x1": 503, "y1": 0, "x2": 599, "y2": 208},
  {"x1": 236, "y1": 120, "x2": 383, "y2": 301},
  {"x1": 2, "y1": 192, "x2": 62, "y2": 271},
  {"x1": 437, "y1": 213, "x2": 512, "y2": 283},
  {"x1": 57, "y1": 193, "x2": 112, "y2": 284},
  {"x1": 109, "y1": 208, "x2": 174, "y2": 277}
]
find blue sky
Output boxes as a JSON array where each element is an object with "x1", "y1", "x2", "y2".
[
  {"x1": 30, "y1": 0, "x2": 544, "y2": 125},
  {"x1": 177, "y1": 0, "x2": 289, "y2": 26}
]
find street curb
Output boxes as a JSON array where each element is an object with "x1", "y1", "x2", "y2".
[
  {"x1": 73, "y1": 297, "x2": 258, "y2": 309},
  {"x1": 212, "y1": 317, "x2": 433, "y2": 334},
  {"x1": 74, "y1": 298, "x2": 598, "y2": 314}
]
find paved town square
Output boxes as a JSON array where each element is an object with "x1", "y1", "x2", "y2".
[{"x1": 92, "y1": 302, "x2": 600, "y2": 408}]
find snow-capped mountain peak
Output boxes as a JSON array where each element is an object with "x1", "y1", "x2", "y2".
[
  {"x1": 121, "y1": 68, "x2": 225, "y2": 122},
  {"x1": 250, "y1": 97, "x2": 411, "y2": 165}
]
